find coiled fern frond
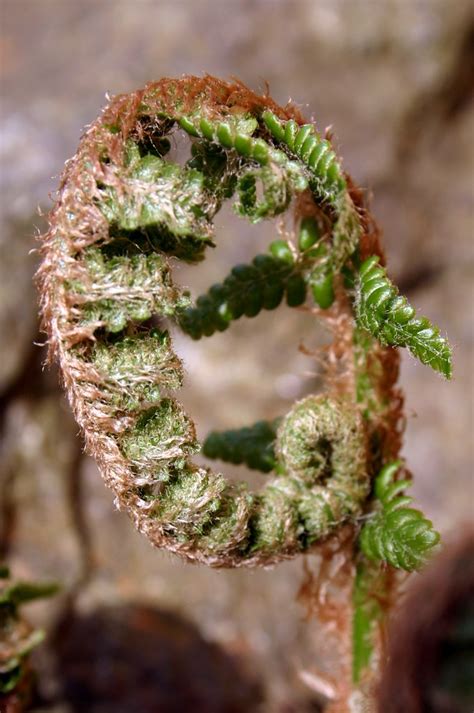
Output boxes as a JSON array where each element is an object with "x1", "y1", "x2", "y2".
[
  {"x1": 37, "y1": 75, "x2": 449, "y2": 571},
  {"x1": 356, "y1": 256, "x2": 452, "y2": 378},
  {"x1": 37, "y1": 74, "x2": 453, "y2": 704},
  {"x1": 359, "y1": 461, "x2": 440, "y2": 571}
]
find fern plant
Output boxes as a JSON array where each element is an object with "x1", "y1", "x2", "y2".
[{"x1": 37, "y1": 75, "x2": 452, "y2": 710}]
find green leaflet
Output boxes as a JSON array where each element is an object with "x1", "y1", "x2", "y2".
[
  {"x1": 234, "y1": 164, "x2": 295, "y2": 222},
  {"x1": 356, "y1": 256, "x2": 452, "y2": 378},
  {"x1": 203, "y1": 419, "x2": 280, "y2": 473},
  {"x1": 262, "y1": 112, "x2": 361, "y2": 268},
  {"x1": 0, "y1": 571, "x2": 58, "y2": 694},
  {"x1": 262, "y1": 110, "x2": 346, "y2": 198},
  {"x1": 177, "y1": 218, "x2": 345, "y2": 341},
  {"x1": 178, "y1": 244, "x2": 306, "y2": 339},
  {"x1": 179, "y1": 113, "x2": 309, "y2": 222},
  {"x1": 0, "y1": 581, "x2": 59, "y2": 608},
  {"x1": 296, "y1": 217, "x2": 334, "y2": 309},
  {"x1": 359, "y1": 461, "x2": 440, "y2": 571}
]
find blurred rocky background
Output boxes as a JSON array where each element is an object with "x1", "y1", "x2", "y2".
[{"x1": 0, "y1": 1, "x2": 473, "y2": 711}]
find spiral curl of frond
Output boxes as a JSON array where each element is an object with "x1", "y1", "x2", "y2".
[{"x1": 37, "y1": 76, "x2": 447, "y2": 568}]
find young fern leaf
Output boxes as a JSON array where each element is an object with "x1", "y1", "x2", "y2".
[
  {"x1": 178, "y1": 242, "x2": 306, "y2": 339},
  {"x1": 37, "y1": 74, "x2": 454, "y2": 700},
  {"x1": 262, "y1": 111, "x2": 362, "y2": 269},
  {"x1": 203, "y1": 419, "x2": 280, "y2": 473},
  {"x1": 38, "y1": 74, "x2": 451, "y2": 582},
  {"x1": 359, "y1": 462, "x2": 440, "y2": 571},
  {"x1": 356, "y1": 256, "x2": 452, "y2": 378}
]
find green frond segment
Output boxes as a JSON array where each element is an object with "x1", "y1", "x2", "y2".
[
  {"x1": 89, "y1": 329, "x2": 184, "y2": 413},
  {"x1": 120, "y1": 399, "x2": 199, "y2": 477},
  {"x1": 356, "y1": 256, "x2": 453, "y2": 378},
  {"x1": 203, "y1": 419, "x2": 280, "y2": 473},
  {"x1": 262, "y1": 112, "x2": 362, "y2": 267},
  {"x1": 67, "y1": 247, "x2": 189, "y2": 333},
  {"x1": 234, "y1": 163, "x2": 297, "y2": 222},
  {"x1": 0, "y1": 580, "x2": 59, "y2": 608},
  {"x1": 186, "y1": 140, "x2": 237, "y2": 201},
  {"x1": 359, "y1": 461, "x2": 440, "y2": 571},
  {"x1": 178, "y1": 212, "x2": 358, "y2": 339},
  {"x1": 261, "y1": 110, "x2": 346, "y2": 198},
  {"x1": 98, "y1": 147, "x2": 215, "y2": 245},
  {"x1": 178, "y1": 113, "x2": 309, "y2": 222},
  {"x1": 177, "y1": 243, "x2": 306, "y2": 339},
  {"x1": 180, "y1": 109, "x2": 361, "y2": 261},
  {"x1": 0, "y1": 571, "x2": 58, "y2": 694},
  {"x1": 114, "y1": 394, "x2": 368, "y2": 558}
]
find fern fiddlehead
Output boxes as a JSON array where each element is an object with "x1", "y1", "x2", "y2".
[
  {"x1": 36, "y1": 75, "x2": 456, "y2": 709},
  {"x1": 37, "y1": 76, "x2": 450, "y2": 576}
]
